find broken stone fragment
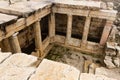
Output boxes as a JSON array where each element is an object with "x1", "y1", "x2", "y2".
[
  {"x1": 113, "y1": 57, "x2": 120, "y2": 67},
  {"x1": 101, "y1": 2, "x2": 107, "y2": 9},
  {"x1": 105, "y1": 42, "x2": 116, "y2": 56},
  {"x1": 104, "y1": 56, "x2": 116, "y2": 68},
  {"x1": 107, "y1": 2, "x2": 114, "y2": 10},
  {"x1": 105, "y1": 48, "x2": 116, "y2": 56},
  {"x1": 88, "y1": 63, "x2": 100, "y2": 74}
]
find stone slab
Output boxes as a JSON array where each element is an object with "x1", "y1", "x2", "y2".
[
  {"x1": 0, "y1": 66, "x2": 35, "y2": 80},
  {"x1": 29, "y1": 59, "x2": 80, "y2": 80},
  {"x1": 0, "y1": 1, "x2": 52, "y2": 16},
  {"x1": 0, "y1": 52, "x2": 11, "y2": 63},
  {"x1": 80, "y1": 73, "x2": 117, "y2": 80},
  {"x1": 2, "y1": 53, "x2": 38, "y2": 67},
  {"x1": 95, "y1": 67, "x2": 120, "y2": 80},
  {"x1": 53, "y1": 0, "x2": 101, "y2": 10},
  {"x1": 0, "y1": 13, "x2": 17, "y2": 26},
  {"x1": 106, "y1": 42, "x2": 116, "y2": 49},
  {"x1": 0, "y1": 1, "x2": 9, "y2": 8},
  {"x1": 89, "y1": 10, "x2": 117, "y2": 20},
  {"x1": 0, "y1": 53, "x2": 38, "y2": 80}
]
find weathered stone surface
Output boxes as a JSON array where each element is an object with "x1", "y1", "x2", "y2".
[
  {"x1": 0, "y1": 1, "x2": 9, "y2": 7},
  {"x1": 104, "y1": 42, "x2": 120, "y2": 68},
  {"x1": 105, "y1": 48, "x2": 116, "y2": 56},
  {"x1": 88, "y1": 63, "x2": 100, "y2": 74},
  {"x1": 0, "y1": 1, "x2": 52, "y2": 16},
  {"x1": 80, "y1": 73, "x2": 117, "y2": 80},
  {"x1": 53, "y1": 0, "x2": 101, "y2": 10},
  {"x1": 2, "y1": 53, "x2": 38, "y2": 67},
  {"x1": 29, "y1": 59, "x2": 80, "y2": 80},
  {"x1": 104, "y1": 56, "x2": 116, "y2": 68},
  {"x1": 84, "y1": 60, "x2": 92, "y2": 73},
  {"x1": 0, "y1": 66, "x2": 35, "y2": 80},
  {"x1": 10, "y1": 0, "x2": 27, "y2": 4},
  {"x1": 0, "y1": 52, "x2": 11, "y2": 63},
  {"x1": 95, "y1": 67, "x2": 120, "y2": 80},
  {"x1": 107, "y1": 2, "x2": 114, "y2": 10},
  {"x1": 116, "y1": 46, "x2": 120, "y2": 57},
  {"x1": 0, "y1": 53, "x2": 38, "y2": 80},
  {"x1": 101, "y1": 2, "x2": 107, "y2": 9},
  {"x1": 113, "y1": 57, "x2": 120, "y2": 67},
  {"x1": 106, "y1": 42, "x2": 116, "y2": 56}
]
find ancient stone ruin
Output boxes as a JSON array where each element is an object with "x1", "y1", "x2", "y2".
[{"x1": 0, "y1": 0, "x2": 119, "y2": 80}]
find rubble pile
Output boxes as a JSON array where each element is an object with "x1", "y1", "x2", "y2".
[
  {"x1": 104, "y1": 42, "x2": 120, "y2": 68},
  {"x1": 103, "y1": 0, "x2": 120, "y2": 68}
]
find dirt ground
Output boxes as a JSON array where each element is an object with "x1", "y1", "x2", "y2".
[{"x1": 45, "y1": 45, "x2": 103, "y2": 72}]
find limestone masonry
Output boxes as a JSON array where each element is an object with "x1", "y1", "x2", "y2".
[{"x1": 0, "y1": 0, "x2": 119, "y2": 80}]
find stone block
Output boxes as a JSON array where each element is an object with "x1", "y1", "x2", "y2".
[
  {"x1": 105, "y1": 42, "x2": 116, "y2": 56},
  {"x1": 29, "y1": 59, "x2": 80, "y2": 80},
  {"x1": 88, "y1": 63, "x2": 100, "y2": 74},
  {"x1": 2, "y1": 53, "x2": 38, "y2": 67},
  {"x1": 0, "y1": 66, "x2": 35, "y2": 80},
  {"x1": 113, "y1": 57, "x2": 120, "y2": 67},
  {"x1": 95, "y1": 67, "x2": 120, "y2": 80},
  {"x1": 0, "y1": 53, "x2": 38, "y2": 80},
  {"x1": 104, "y1": 56, "x2": 116, "y2": 68},
  {"x1": 105, "y1": 48, "x2": 116, "y2": 56},
  {"x1": 0, "y1": 52, "x2": 11, "y2": 63},
  {"x1": 84, "y1": 60, "x2": 92, "y2": 73},
  {"x1": 80, "y1": 73, "x2": 117, "y2": 80}
]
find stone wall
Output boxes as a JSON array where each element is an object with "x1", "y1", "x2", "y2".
[{"x1": 55, "y1": 13, "x2": 105, "y2": 43}]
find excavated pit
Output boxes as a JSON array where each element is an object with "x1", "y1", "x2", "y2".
[
  {"x1": 45, "y1": 44, "x2": 103, "y2": 73},
  {"x1": 0, "y1": 0, "x2": 119, "y2": 79}
]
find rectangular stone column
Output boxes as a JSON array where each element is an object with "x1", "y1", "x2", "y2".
[
  {"x1": 34, "y1": 20, "x2": 43, "y2": 57},
  {"x1": 81, "y1": 17, "x2": 91, "y2": 47},
  {"x1": 65, "y1": 14, "x2": 72, "y2": 45},
  {"x1": 100, "y1": 20, "x2": 113, "y2": 45},
  {"x1": 49, "y1": 13, "x2": 55, "y2": 43},
  {"x1": 9, "y1": 32, "x2": 21, "y2": 53}
]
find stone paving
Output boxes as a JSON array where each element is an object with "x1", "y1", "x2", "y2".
[
  {"x1": 0, "y1": 52, "x2": 119, "y2": 80},
  {"x1": 0, "y1": 52, "x2": 80, "y2": 80}
]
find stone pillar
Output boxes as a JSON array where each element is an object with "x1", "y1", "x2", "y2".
[
  {"x1": 49, "y1": 13, "x2": 55, "y2": 43},
  {"x1": 65, "y1": 14, "x2": 72, "y2": 45},
  {"x1": 100, "y1": 20, "x2": 113, "y2": 45},
  {"x1": 81, "y1": 17, "x2": 91, "y2": 47},
  {"x1": 34, "y1": 20, "x2": 43, "y2": 57},
  {"x1": 9, "y1": 32, "x2": 21, "y2": 53}
]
